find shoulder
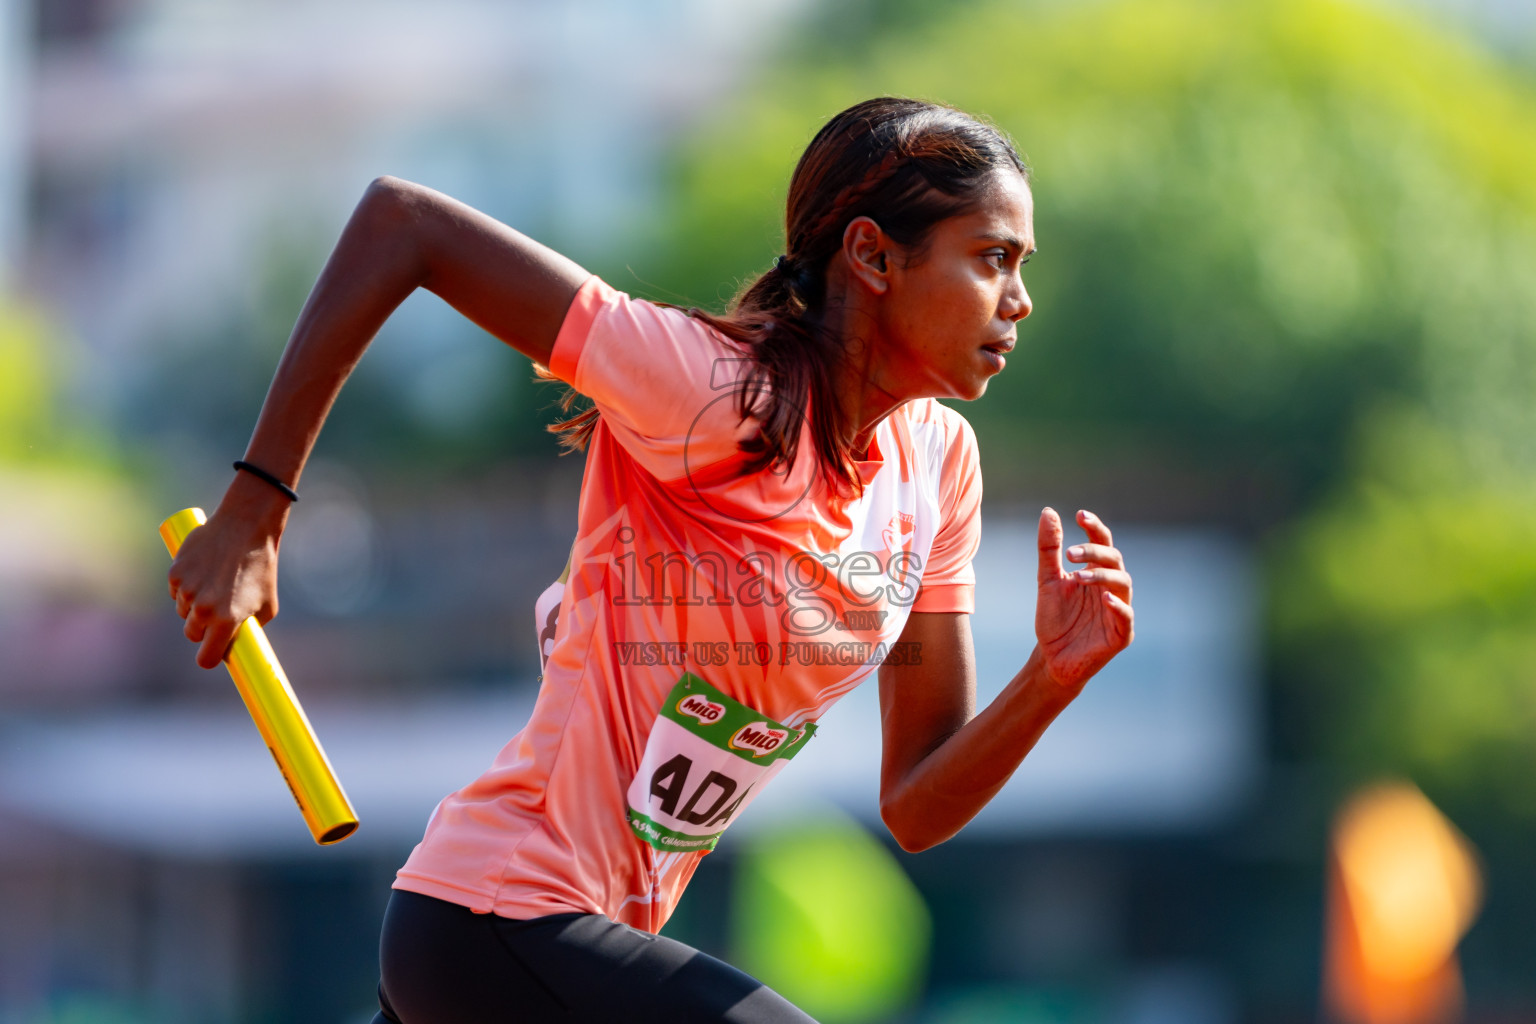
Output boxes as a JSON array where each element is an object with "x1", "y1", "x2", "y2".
[
  {"x1": 552, "y1": 277, "x2": 761, "y2": 477},
  {"x1": 604, "y1": 284, "x2": 719, "y2": 337},
  {"x1": 902, "y1": 399, "x2": 980, "y2": 461},
  {"x1": 553, "y1": 276, "x2": 749, "y2": 396}
]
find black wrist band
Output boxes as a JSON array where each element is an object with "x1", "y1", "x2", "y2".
[{"x1": 233, "y1": 460, "x2": 300, "y2": 502}]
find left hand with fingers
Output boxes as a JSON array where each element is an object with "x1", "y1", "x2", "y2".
[{"x1": 1033, "y1": 506, "x2": 1135, "y2": 696}]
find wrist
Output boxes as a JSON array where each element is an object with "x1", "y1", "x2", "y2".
[
  {"x1": 1021, "y1": 646, "x2": 1082, "y2": 711},
  {"x1": 233, "y1": 459, "x2": 300, "y2": 502},
  {"x1": 217, "y1": 467, "x2": 294, "y2": 538}
]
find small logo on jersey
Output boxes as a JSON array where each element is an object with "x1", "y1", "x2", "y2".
[
  {"x1": 882, "y1": 511, "x2": 916, "y2": 552},
  {"x1": 730, "y1": 722, "x2": 788, "y2": 757},
  {"x1": 677, "y1": 694, "x2": 726, "y2": 725}
]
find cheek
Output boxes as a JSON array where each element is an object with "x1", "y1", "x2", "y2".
[
  {"x1": 922, "y1": 273, "x2": 987, "y2": 323},
  {"x1": 890, "y1": 266, "x2": 992, "y2": 355},
  {"x1": 936, "y1": 278, "x2": 995, "y2": 341}
]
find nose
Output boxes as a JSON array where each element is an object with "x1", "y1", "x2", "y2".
[{"x1": 1002, "y1": 276, "x2": 1031, "y2": 322}]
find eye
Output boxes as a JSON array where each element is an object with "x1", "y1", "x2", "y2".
[{"x1": 983, "y1": 250, "x2": 1008, "y2": 269}]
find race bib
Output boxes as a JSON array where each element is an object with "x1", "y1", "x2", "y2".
[{"x1": 626, "y1": 673, "x2": 816, "y2": 853}]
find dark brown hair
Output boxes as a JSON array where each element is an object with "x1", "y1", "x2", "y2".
[{"x1": 542, "y1": 97, "x2": 1028, "y2": 495}]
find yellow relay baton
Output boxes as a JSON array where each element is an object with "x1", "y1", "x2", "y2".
[{"x1": 160, "y1": 507, "x2": 359, "y2": 845}]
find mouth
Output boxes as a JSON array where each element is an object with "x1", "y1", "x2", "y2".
[{"x1": 980, "y1": 338, "x2": 1014, "y2": 371}]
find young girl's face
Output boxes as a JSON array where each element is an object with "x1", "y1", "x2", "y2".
[{"x1": 876, "y1": 169, "x2": 1034, "y2": 401}]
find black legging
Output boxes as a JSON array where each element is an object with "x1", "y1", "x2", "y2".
[{"x1": 372, "y1": 889, "x2": 817, "y2": 1023}]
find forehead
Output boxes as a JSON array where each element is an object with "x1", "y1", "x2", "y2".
[{"x1": 947, "y1": 169, "x2": 1034, "y2": 245}]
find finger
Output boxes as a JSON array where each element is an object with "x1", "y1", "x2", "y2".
[
  {"x1": 1077, "y1": 509, "x2": 1113, "y2": 548},
  {"x1": 175, "y1": 589, "x2": 194, "y2": 620},
  {"x1": 183, "y1": 606, "x2": 209, "y2": 644},
  {"x1": 255, "y1": 599, "x2": 278, "y2": 627},
  {"x1": 1073, "y1": 568, "x2": 1132, "y2": 601},
  {"x1": 196, "y1": 615, "x2": 241, "y2": 670},
  {"x1": 1102, "y1": 590, "x2": 1135, "y2": 644},
  {"x1": 1037, "y1": 507, "x2": 1065, "y2": 586},
  {"x1": 1064, "y1": 543, "x2": 1124, "y2": 570}
]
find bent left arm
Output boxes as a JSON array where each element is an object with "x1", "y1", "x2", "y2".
[{"x1": 877, "y1": 507, "x2": 1134, "y2": 852}]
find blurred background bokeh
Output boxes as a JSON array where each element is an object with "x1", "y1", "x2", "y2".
[{"x1": 3, "y1": 0, "x2": 1535, "y2": 1020}]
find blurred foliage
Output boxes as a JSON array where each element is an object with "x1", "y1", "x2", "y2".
[
  {"x1": 621, "y1": 0, "x2": 1536, "y2": 510},
  {"x1": 732, "y1": 811, "x2": 931, "y2": 1022},
  {"x1": 0, "y1": 298, "x2": 117, "y2": 467},
  {"x1": 0, "y1": 298, "x2": 153, "y2": 606},
  {"x1": 1271, "y1": 407, "x2": 1536, "y2": 817},
  {"x1": 0, "y1": 302, "x2": 53, "y2": 459}
]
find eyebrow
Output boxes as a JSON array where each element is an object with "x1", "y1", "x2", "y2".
[{"x1": 976, "y1": 232, "x2": 1037, "y2": 256}]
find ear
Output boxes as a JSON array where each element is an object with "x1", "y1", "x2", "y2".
[{"x1": 842, "y1": 216, "x2": 891, "y2": 295}]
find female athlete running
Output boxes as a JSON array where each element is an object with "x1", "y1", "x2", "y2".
[{"x1": 168, "y1": 97, "x2": 1134, "y2": 1023}]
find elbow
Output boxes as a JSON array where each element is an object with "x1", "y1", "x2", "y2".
[
  {"x1": 361, "y1": 175, "x2": 413, "y2": 223},
  {"x1": 361, "y1": 176, "x2": 437, "y2": 239},
  {"x1": 355, "y1": 176, "x2": 427, "y2": 279},
  {"x1": 365, "y1": 174, "x2": 406, "y2": 201},
  {"x1": 880, "y1": 798, "x2": 945, "y2": 854},
  {"x1": 893, "y1": 833, "x2": 937, "y2": 855}
]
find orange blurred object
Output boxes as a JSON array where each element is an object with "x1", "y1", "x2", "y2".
[{"x1": 1324, "y1": 781, "x2": 1483, "y2": 1024}]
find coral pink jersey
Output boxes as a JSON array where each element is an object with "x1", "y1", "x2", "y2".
[{"x1": 394, "y1": 275, "x2": 983, "y2": 932}]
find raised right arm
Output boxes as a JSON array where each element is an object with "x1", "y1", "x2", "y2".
[{"x1": 167, "y1": 176, "x2": 590, "y2": 668}]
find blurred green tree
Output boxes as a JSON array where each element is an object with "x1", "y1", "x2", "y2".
[
  {"x1": 0, "y1": 300, "x2": 75, "y2": 462},
  {"x1": 1271, "y1": 407, "x2": 1536, "y2": 817},
  {"x1": 0, "y1": 298, "x2": 151, "y2": 607}
]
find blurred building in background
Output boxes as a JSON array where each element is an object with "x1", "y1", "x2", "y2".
[{"x1": 3, "y1": 0, "x2": 1535, "y2": 1022}]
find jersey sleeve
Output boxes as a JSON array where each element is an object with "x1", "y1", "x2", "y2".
[
  {"x1": 912, "y1": 410, "x2": 983, "y2": 614},
  {"x1": 545, "y1": 275, "x2": 756, "y2": 480}
]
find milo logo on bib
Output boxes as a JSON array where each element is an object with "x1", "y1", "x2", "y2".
[
  {"x1": 626, "y1": 673, "x2": 816, "y2": 853},
  {"x1": 677, "y1": 693, "x2": 725, "y2": 725},
  {"x1": 730, "y1": 723, "x2": 787, "y2": 757}
]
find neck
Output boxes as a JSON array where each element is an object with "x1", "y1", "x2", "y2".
[
  {"x1": 842, "y1": 354, "x2": 904, "y2": 458},
  {"x1": 818, "y1": 292, "x2": 907, "y2": 459}
]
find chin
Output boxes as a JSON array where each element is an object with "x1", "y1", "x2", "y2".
[
  {"x1": 933, "y1": 364, "x2": 994, "y2": 402},
  {"x1": 952, "y1": 377, "x2": 990, "y2": 402}
]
